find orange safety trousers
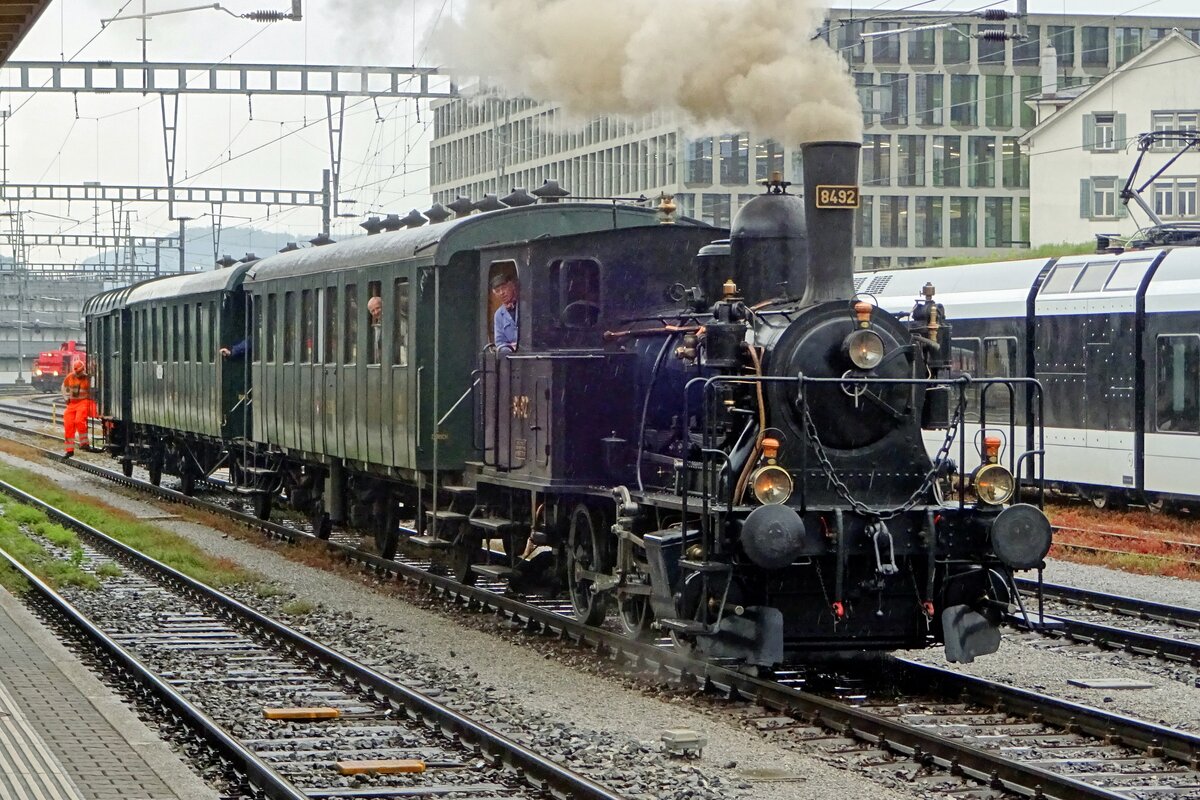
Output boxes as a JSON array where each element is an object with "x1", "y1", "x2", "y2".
[{"x1": 63, "y1": 399, "x2": 90, "y2": 452}]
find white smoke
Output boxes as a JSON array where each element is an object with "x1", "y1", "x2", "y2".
[{"x1": 430, "y1": 0, "x2": 862, "y2": 146}]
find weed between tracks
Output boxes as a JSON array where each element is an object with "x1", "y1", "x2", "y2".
[{"x1": 0, "y1": 459, "x2": 257, "y2": 591}]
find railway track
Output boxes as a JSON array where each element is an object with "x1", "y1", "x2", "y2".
[
  {"x1": 0, "y1": 478, "x2": 624, "y2": 800},
  {"x1": 4, "y1": 437, "x2": 1200, "y2": 799}
]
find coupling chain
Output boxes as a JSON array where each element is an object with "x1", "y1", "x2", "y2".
[{"x1": 799, "y1": 385, "x2": 966, "y2": 521}]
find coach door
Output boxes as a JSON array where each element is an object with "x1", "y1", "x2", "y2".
[
  {"x1": 320, "y1": 283, "x2": 341, "y2": 459},
  {"x1": 363, "y1": 272, "x2": 388, "y2": 468}
]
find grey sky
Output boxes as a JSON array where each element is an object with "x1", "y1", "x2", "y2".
[{"x1": 3, "y1": 0, "x2": 1199, "y2": 269}]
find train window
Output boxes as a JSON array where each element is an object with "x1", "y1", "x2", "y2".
[
  {"x1": 252, "y1": 296, "x2": 263, "y2": 363},
  {"x1": 150, "y1": 309, "x2": 158, "y2": 361},
  {"x1": 266, "y1": 294, "x2": 278, "y2": 363},
  {"x1": 1156, "y1": 335, "x2": 1200, "y2": 434},
  {"x1": 1072, "y1": 261, "x2": 1116, "y2": 293},
  {"x1": 1040, "y1": 263, "x2": 1084, "y2": 294},
  {"x1": 367, "y1": 280, "x2": 381, "y2": 365},
  {"x1": 343, "y1": 283, "x2": 358, "y2": 364},
  {"x1": 549, "y1": 258, "x2": 601, "y2": 328},
  {"x1": 171, "y1": 306, "x2": 179, "y2": 361},
  {"x1": 951, "y1": 338, "x2": 980, "y2": 375},
  {"x1": 301, "y1": 290, "x2": 315, "y2": 364},
  {"x1": 208, "y1": 301, "x2": 216, "y2": 363},
  {"x1": 1105, "y1": 259, "x2": 1152, "y2": 291},
  {"x1": 283, "y1": 291, "x2": 296, "y2": 363},
  {"x1": 323, "y1": 287, "x2": 338, "y2": 364},
  {"x1": 983, "y1": 337, "x2": 1017, "y2": 377},
  {"x1": 183, "y1": 304, "x2": 192, "y2": 362},
  {"x1": 196, "y1": 303, "x2": 204, "y2": 363},
  {"x1": 393, "y1": 278, "x2": 409, "y2": 366}
]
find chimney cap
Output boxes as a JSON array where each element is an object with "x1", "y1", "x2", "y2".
[
  {"x1": 380, "y1": 213, "x2": 404, "y2": 232},
  {"x1": 360, "y1": 216, "x2": 383, "y2": 235},
  {"x1": 400, "y1": 208, "x2": 427, "y2": 228},
  {"x1": 447, "y1": 195, "x2": 474, "y2": 217},
  {"x1": 532, "y1": 179, "x2": 570, "y2": 202},
  {"x1": 500, "y1": 187, "x2": 537, "y2": 207},
  {"x1": 424, "y1": 202, "x2": 452, "y2": 223}
]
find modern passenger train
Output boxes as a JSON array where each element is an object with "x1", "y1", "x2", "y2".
[{"x1": 864, "y1": 246, "x2": 1200, "y2": 511}]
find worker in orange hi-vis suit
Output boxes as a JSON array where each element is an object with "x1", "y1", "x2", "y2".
[{"x1": 60, "y1": 359, "x2": 91, "y2": 457}]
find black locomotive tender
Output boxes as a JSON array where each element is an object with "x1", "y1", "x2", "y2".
[{"x1": 85, "y1": 142, "x2": 1052, "y2": 666}]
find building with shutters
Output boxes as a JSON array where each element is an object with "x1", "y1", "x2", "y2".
[
  {"x1": 429, "y1": 10, "x2": 1200, "y2": 269},
  {"x1": 1021, "y1": 31, "x2": 1200, "y2": 247}
]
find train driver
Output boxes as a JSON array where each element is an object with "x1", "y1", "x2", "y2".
[
  {"x1": 491, "y1": 273, "x2": 519, "y2": 352},
  {"x1": 61, "y1": 359, "x2": 92, "y2": 457}
]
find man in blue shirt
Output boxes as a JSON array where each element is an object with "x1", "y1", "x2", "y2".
[{"x1": 491, "y1": 273, "x2": 519, "y2": 352}]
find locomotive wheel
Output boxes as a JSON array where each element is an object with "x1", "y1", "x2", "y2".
[
  {"x1": 566, "y1": 504, "x2": 610, "y2": 627},
  {"x1": 616, "y1": 587, "x2": 654, "y2": 641},
  {"x1": 121, "y1": 459, "x2": 134, "y2": 478},
  {"x1": 1089, "y1": 491, "x2": 1109, "y2": 510}
]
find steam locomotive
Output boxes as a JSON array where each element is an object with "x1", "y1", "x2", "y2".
[{"x1": 85, "y1": 141, "x2": 1052, "y2": 666}]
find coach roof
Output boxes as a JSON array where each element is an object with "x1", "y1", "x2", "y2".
[
  {"x1": 124, "y1": 261, "x2": 256, "y2": 306},
  {"x1": 243, "y1": 203, "x2": 705, "y2": 284}
]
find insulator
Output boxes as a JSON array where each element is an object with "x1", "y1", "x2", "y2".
[
  {"x1": 977, "y1": 29, "x2": 1010, "y2": 41},
  {"x1": 242, "y1": 9, "x2": 287, "y2": 21},
  {"x1": 982, "y1": 8, "x2": 1014, "y2": 20}
]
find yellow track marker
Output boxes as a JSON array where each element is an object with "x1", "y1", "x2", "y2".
[
  {"x1": 262, "y1": 707, "x2": 341, "y2": 721},
  {"x1": 336, "y1": 759, "x2": 426, "y2": 775}
]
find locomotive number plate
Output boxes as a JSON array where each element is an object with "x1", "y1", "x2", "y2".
[{"x1": 815, "y1": 185, "x2": 860, "y2": 209}]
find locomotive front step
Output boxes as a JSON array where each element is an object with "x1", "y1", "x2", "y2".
[
  {"x1": 468, "y1": 516, "x2": 522, "y2": 534},
  {"x1": 441, "y1": 484, "x2": 476, "y2": 496},
  {"x1": 408, "y1": 535, "x2": 454, "y2": 550},
  {"x1": 470, "y1": 564, "x2": 515, "y2": 580}
]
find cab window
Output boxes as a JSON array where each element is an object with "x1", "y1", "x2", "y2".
[{"x1": 549, "y1": 258, "x2": 601, "y2": 328}]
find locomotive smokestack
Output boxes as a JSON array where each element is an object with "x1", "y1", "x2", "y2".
[{"x1": 799, "y1": 141, "x2": 861, "y2": 305}]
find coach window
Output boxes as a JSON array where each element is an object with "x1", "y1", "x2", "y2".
[
  {"x1": 266, "y1": 294, "x2": 278, "y2": 364},
  {"x1": 208, "y1": 301, "x2": 217, "y2": 362},
  {"x1": 171, "y1": 306, "x2": 179, "y2": 362},
  {"x1": 323, "y1": 287, "x2": 338, "y2": 364},
  {"x1": 283, "y1": 291, "x2": 296, "y2": 363},
  {"x1": 196, "y1": 303, "x2": 204, "y2": 363},
  {"x1": 550, "y1": 258, "x2": 601, "y2": 328},
  {"x1": 367, "y1": 280, "x2": 382, "y2": 365},
  {"x1": 1156, "y1": 335, "x2": 1200, "y2": 434},
  {"x1": 183, "y1": 304, "x2": 192, "y2": 362},
  {"x1": 250, "y1": 297, "x2": 261, "y2": 362},
  {"x1": 952, "y1": 337, "x2": 981, "y2": 414},
  {"x1": 343, "y1": 283, "x2": 358, "y2": 364},
  {"x1": 984, "y1": 337, "x2": 1017, "y2": 377},
  {"x1": 393, "y1": 278, "x2": 409, "y2": 366},
  {"x1": 1072, "y1": 261, "x2": 1115, "y2": 293},
  {"x1": 1040, "y1": 262, "x2": 1084, "y2": 294},
  {"x1": 1105, "y1": 259, "x2": 1151, "y2": 291},
  {"x1": 300, "y1": 290, "x2": 315, "y2": 363}
]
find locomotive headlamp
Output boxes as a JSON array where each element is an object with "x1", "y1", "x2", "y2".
[
  {"x1": 844, "y1": 329, "x2": 885, "y2": 370},
  {"x1": 761, "y1": 437, "x2": 781, "y2": 461},
  {"x1": 854, "y1": 300, "x2": 873, "y2": 326},
  {"x1": 973, "y1": 463, "x2": 1015, "y2": 505},
  {"x1": 983, "y1": 435, "x2": 1002, "y2": 464},
  {"x1": 752, "y1": 465, "x2": 793, "y2": 505}
]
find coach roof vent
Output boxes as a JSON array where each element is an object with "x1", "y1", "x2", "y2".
[
  {"x1": 425, "y1": 202, "x2": 452, "y2": 224},
  {"x1": 216, "y1": 254, "x2": 238, "y2": 269},
  {"x1": 532, "y1": 179, "x2": 570, "y2": 203},
  {"x1": 360, "y1": 216, "x2": 383, "y2": 235},
  {"x1": 501, "y1": 187, "x2": 536, "y2": 207},
  {"x1": 474, "y1": 193, "x2": 506, "y2": 212},
  {"x1": 239, "y1": 253, "x2": 260, "y2": 264},
  {"x1": 381, "y1": 213, "x2": 404, "y2": 232},
  {"x1": 400, "y1": 209, "x2": 427, "y2": 228},
  {"x1": 278, "y1": 242, "x2": 300, "y2": 253},
  {"x1": 447, "y1": 195, "x2": 474, "y2": 218},
  {"x1": 309, "y1": 233, "x2": 335, "y2": 247}
]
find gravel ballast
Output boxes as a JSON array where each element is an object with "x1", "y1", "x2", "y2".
[{"x1": 4, "y1": 449, "x2": 1198, "y2": 796}]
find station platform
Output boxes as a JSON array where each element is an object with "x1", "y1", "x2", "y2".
[{"x1": 0, "y1": 586, "x2": 217, "y2": 800}]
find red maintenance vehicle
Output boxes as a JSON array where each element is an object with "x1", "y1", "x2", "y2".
[{"x1": 32, "y1": 340, "x2": 85, "y2": 392}]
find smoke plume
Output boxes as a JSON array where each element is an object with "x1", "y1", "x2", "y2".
[{"x1": 431, "y1": 0, "x2": 862, "y2": 146}]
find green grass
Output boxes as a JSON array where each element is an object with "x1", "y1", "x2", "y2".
[
  {"x1": 95, "y1": 562, "x2": 124, "y2": 579},
  {"x1": 255, "y1": 583, "x2": 287, "y2": 599},
  {"x1": 280, "y1": 599, "x2": 315, "y2": 616},
  {"x1": 0, "y1": 465, "x2": 257, "y2": 589},
  {"x1": 900, "y1": 242, "x2": 1096, "y2": 270},
  {"x1": 0, "y1": 514, "x2": 98, "y2": 592}
]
